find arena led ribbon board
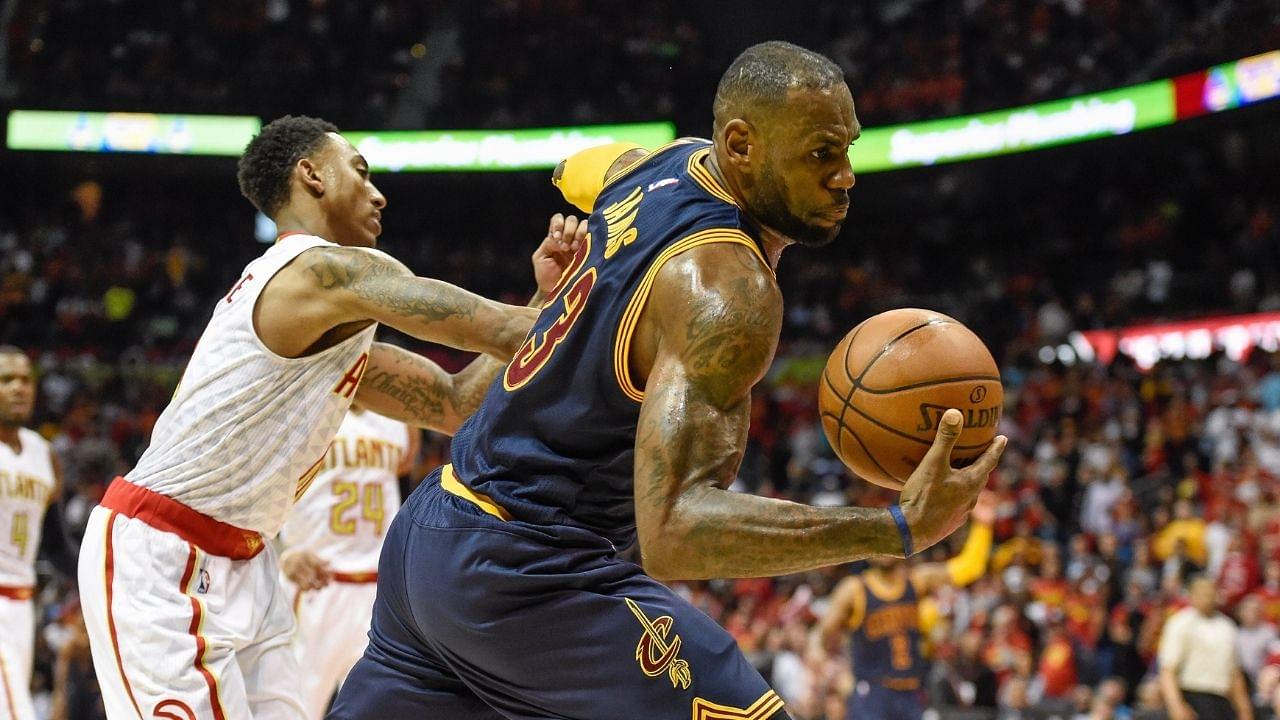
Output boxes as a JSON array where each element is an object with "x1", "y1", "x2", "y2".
[
  {"x1": 849, "y1": 49, "x2": 1280, "y2": 173},
  {"x1": 6, "y1": 50, "x2": 1276, "y2": 169},
  {"x1": 1048, "y1": 312, "x2": 1280, "y2": 371},
  {"x1": 5, "y1": 111, "x2": 261, "y2": 156},
  {"x1": 343, "y1": 123, "x2": 677, "y2": 172},
  {"x1": 4, "y1": 111, "x2": 675, "y2": 171}
]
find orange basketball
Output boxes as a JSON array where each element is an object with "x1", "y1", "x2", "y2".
[{"x1": 819, "y1": 308, "x2": 1003, "y2": 490}]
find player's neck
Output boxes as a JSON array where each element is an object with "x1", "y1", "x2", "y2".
[
  {"x1": 870, "y1": 565, "x2": 905, "y2": 582},
  {"x1": 702, "y1": 152, "x2": 785, "y2": 270},
  {"x1": 0, "y1": 424, "x2": 21, "y2": 451},
  {"x1": 273, "y1": 206, "x2": 335, "y2": 246}
]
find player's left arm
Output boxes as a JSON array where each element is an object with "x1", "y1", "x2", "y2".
[
  {"x1": 355, "y1": 214, "x2": 589, "y2": 433},
  {"x1": 812, "y1": 575, "x2": 865, "y2": 655},
  {"x1": 910, "y1": 490, "x2": 996, "y2": 594},
  {"x1": 356, "y1": 343, "x2": 502, "y2": 435},
  {"x1": 37, "y1": 448, "x2": 77, "y2": 577}
]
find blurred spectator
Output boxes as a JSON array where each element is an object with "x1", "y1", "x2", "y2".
[
  {"x1": 1157, "y1": 575, "x2": 1254, "y2": 720},
  {"x1": 1236, "y1": 596, "x2": 1278, "y2": 688}
]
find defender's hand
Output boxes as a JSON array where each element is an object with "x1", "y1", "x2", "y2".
[
  {"x1": 280, "y1": 549, "x2": 331, "y2": 591},
  {"x1": 532, "y1": 213, "x2": 587, "y2": 298},
  {"x1": 899, "y1": 409, "x2": 1006, "y2": 554}
]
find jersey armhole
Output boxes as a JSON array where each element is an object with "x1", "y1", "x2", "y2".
[
  {"x1": 611, "y1": 228, "x2": 769, "y2": 403},
  {"x1": 847, "y1": 578, "x2": 868, "y2": 631},
  {"x1": 248, "y1": 245, "x2": 376, "y2": 365},
  {"x1": 599, "y1": 138, "x2": 701, "y2": 197}
]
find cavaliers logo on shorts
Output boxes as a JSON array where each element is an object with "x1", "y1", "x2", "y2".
[{"x1": 625, "y1": 597, "x2": 692, "y2": 689}]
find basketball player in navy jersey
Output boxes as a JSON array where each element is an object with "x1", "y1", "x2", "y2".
[
  {"x1": 331, "y1": 41, "x2": 1005, "y2": 720},
  {"x1": 815, "y1": 493, "x2": 996, "y2": 720}
]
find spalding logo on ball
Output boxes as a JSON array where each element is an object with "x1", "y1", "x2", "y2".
[{"x1": 819, "y1": 308, "x2": 1004, "y2": 490}]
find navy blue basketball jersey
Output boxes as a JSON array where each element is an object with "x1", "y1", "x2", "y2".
[
  {"x1": 849, "y1": 573, "x2": 927, "y2": 690},
  {"x1": 448, "y1": 139, "x2": 768, "y2": 549}
]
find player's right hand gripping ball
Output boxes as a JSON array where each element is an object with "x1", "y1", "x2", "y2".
[{"x1": 819, "y1": 308, "x2": 1004, "y2": 490}]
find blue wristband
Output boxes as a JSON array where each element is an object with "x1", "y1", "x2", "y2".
[{"x1": 889, "y1": 505, "x2": 914, "y2": 558}]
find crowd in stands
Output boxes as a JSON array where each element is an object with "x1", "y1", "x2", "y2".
[
  {"x1": 3, "y1": 109, "x2": 1277, "y2": 718},
  {"x1": 6, "y1": 0, "x2": 1278, "y2": 129},
  {"x1": 817, "y1": 0, "x2": 1280, "y2": 125}
]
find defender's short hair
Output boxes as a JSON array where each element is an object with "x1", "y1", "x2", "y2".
[
  {"x1": 237, "y1": 115, "x2": 339, "y2": 217},
  {"x1": 713, "y1": 41, "x2": 845, "y2": 129}
]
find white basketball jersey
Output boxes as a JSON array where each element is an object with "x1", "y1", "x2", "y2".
[
  {"x1": 0, "y1": 428, "x2": 56, "y2": 587},
  {"x1": 127, "y1": 233, "x2": 379, "y2": 537},
  {"x1": 279, "y1": 409, "x2": 408, "y2": 573}
]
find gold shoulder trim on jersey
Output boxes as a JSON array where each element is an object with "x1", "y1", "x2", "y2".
[
  {"x1": 692, "y1": 689, "x2": 785, "y2": 720},
  {"x1": 440, "y1": 464, "x2": 512, "y2": 522},
  {"x1": 686, "y1": 147, "x2": 738, "y2": 207},
  {"x1": 612, "y1": 228, "x2": 768, "y2": 403},
  {"x1": 864, "y1": 571, "x2": 908, "y2": 602},
  {"x1": 846, "y1": 576, "x2": 868, "y2": 631},
  {"x1": 602, "y1": 138, "x2": 702, "y2": 190}
]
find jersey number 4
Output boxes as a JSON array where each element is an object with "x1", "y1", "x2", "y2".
[{"x1": 9, "y1": 512, "x2": 28, "y2": 556}]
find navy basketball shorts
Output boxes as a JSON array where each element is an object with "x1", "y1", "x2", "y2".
[{"x1": 328, "y1": 468, "x2": 786, "y2": 720}]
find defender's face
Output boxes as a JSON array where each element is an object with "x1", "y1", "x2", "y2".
[
  {"x1": 0, "y1": 354, "x2": 35, "y2": 426},
  {"x1": 753, "y1": 85, "x2": 858, "y2": 247},
  {"x1": 318, "y1": 133, "x2": 387, "y2": 248}
]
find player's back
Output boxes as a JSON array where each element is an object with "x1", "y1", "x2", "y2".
[
  {"x1": 849, "y1": 573, "x2": 927, "y2": 690},
  {"x1": 449, "y1": 139, "x2": 768, "y2": 549},
  {"x1": 279, "y1": 408, "x2": 409, "y2": 574},
  {"x1": 126, "y1": 233, "x2": 377, "y2": 538}
]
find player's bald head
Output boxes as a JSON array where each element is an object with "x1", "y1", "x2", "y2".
[{"x1": 712, "y1": 41, "x2": 846, "y2": 132}]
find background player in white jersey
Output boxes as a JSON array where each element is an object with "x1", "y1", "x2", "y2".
[
  {"x1": 0, "y1": 346, "x2": 62, "y2": 720},
  {"x1": 76, "y1": 115, "x2": 584, "y2": 720},
  {"x1": 277, "y1": 405, "x2": 418, "y2": 719}
]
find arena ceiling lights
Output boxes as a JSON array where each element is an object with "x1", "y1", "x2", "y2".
[{"x1": 5, "y1": 50, "x2": 1277, "y2": 171}]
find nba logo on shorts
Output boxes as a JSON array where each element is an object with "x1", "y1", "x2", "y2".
[{"x1": 196, "y1": 568, "x2": 211, "y2": 594}]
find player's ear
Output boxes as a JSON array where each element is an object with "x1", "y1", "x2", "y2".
[
  {"x1": 296, "y1": 157, "x2": 325, "y2": 198},
  {"x1": 720, "y1": 118, "x2": 752, "y2": 173}
]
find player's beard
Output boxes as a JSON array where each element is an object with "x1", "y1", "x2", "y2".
[{"x1": 753, "y1": 165, "x2": 842, "y2": 247}]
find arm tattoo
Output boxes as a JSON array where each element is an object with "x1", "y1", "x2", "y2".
[
  {"x1": 305, "y1": 247, "x2": 532, "y2": 357},
  {"x1": 357, "y1": 343, "x2": 505, "y2": 433},
  {"x1": 307, "y1": 247, "x2": 478, "y2": 323},
  {"x1": 634, "y1": 244, "x2": 900, "y2": 580},
  {"x1": 361, "y1": 366, "x2": 449, "y2": 428}
]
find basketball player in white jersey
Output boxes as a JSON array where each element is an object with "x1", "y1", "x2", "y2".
[
  {"x1": 276, "y1": 405, "x2": 417, "y2": 719},
  {"x1": 0, "y1": 346, "x2": 61, "y2": 720},
  {"x1": 77, "y1": 115, "x2": 586, "y2": 719}
]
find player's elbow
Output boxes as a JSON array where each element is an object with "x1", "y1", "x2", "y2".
[
  {"x1": 636, "y1": 531, "x2": 683, "y2": 581},
  {"x1": 493, "y1": 304, "x2": 538, "y2": 358},
  {"x1": 636, "y1": 510, "x2": 708, "y2": 581}
]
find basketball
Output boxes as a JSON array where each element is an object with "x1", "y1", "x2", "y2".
[{"x1": 819, "y1": 308, "x2": 1003, "y2": 490}]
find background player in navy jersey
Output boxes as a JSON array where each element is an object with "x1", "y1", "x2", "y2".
[
  {"x1": 331, "y1": 41, "x2": 1005, "y2": 720},
  {"x1": 814, "y1": 493, "x2": 996, "y2": 720}
]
